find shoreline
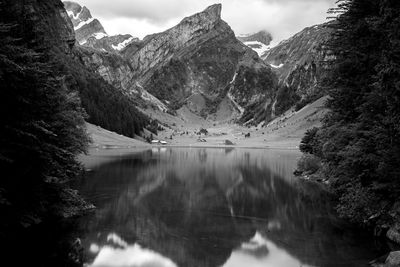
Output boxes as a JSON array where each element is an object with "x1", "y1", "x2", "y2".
[{"x1": 87, "y1": 143, "x2": 300, "y2": 150}]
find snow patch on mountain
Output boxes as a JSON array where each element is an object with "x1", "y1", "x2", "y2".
[
  {"x1": 230, "y1": 71, "x2": 238, "y2": 84},
  {"x1": 93, "y1": 32, "x2": 108, "y2": 39},
  {"x1": 270, "y1": 63, "x2": 284, "y2": 69},
  {"x1": 227, "y1": 90, "x2": 244, "y2": 114},
  {"x1": 74, "y1": 17, "x2": 94, "y2": 30},
  {"x1": 66, "y1": 10, "x2": 81, "y2": 20},
  {"x1": 112, "y1": 37, "x2": 135, "y2": 51},
  {"x1": 244, "y1": 41, "x2": 271, "y2": 57}
]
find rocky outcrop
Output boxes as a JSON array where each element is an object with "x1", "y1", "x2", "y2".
[
  {"x1": 264, "y1": 23, "x2": 333, "y2": 115},
  {"x1": 372, "y1": 251, "x2": 400, "y2": 267},
  {"x1": 385, "y1": 251, "x2": 400, "y2": 267},
  {"x1": 387, "y1": 223, "x2": 400, "y2": 244}
]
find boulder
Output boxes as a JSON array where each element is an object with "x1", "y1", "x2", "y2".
[
  {"x1": 385, "y1": 251, "x2": 400, "y2": 267},
  {"x1": 387, "y1": 223, "x2": 400, "y2": 245}
]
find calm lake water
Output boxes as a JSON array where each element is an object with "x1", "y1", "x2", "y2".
[{"x1": 76, "y1": 148, "x2": 385, "y2": 267}]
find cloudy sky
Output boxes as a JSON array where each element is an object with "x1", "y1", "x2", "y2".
[{"x1": 75, "y1": 0, "x2": 336, "y2": 44}]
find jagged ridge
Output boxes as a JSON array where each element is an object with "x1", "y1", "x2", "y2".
[{"x1": 63, "y1": 1, "x2": 138, "y2": 52}]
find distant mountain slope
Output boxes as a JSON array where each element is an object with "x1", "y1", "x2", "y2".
[
  {"x1": 237, "y1": 30, "x2": 273, "y2": 57},
  {"x1": 263, "y1": 23, "x2": 333, "y2": 115},
  {"x1": 237, "y1": 30, "x2": 272, "y2": 45}
]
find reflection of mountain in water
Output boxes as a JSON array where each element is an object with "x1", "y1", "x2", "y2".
[{"x1": 76, "y1": 148, "x2": 380, "y2": 267}]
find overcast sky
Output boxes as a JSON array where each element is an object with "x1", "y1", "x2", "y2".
[{"x1": 75, "y1": 0, "x2": 336, "y2": 44}]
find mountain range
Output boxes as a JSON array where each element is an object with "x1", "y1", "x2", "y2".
[{"x1": 61, "y1": 1, "x2": 330, "y2": 135}]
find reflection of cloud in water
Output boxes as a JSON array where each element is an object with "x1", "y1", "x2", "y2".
[
  {"x1": 151, "y1": 147, "x2": 167, "y2": 153},
  {"x1": 107, "y1": 233, "x2": 128, "y2": 248},
  {"x1": 88, "y1": 233, "x2": 177, "y2": 267},
  {"x1": 223, "y1": 232, "x2": 314, "y2": 267}
]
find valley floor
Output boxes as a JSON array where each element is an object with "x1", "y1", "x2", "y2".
[{"x1": 87, "y1": 96, "x2": 328, "y2": 150}]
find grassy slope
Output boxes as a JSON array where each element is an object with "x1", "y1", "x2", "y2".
[{"x1": 86, "y1": 123, "x2": 148, "y2": 148}]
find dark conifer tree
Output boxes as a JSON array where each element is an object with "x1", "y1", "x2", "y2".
[
  {"x1": 0, "y1": 20, "x2": 90, "y2": 230},
  {"x1": 302, "y1": 0, "x2": 400, "y2": 224}
]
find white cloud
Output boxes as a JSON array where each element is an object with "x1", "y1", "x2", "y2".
[{"x1": 73, "y1": 0, "x2": 336, "y2": 42}]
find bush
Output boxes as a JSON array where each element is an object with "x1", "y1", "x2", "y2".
[
  {"x1": 297, "y1": 154, "x2": 321, "y2": 175},
  {"x1": 199, "y1": 128, "x2": 208, "y2": 135},
  {"x1": 335, "y1": 182, "x2": 380, "y2": 224},
  {"x1": 299, "y1": 127, "x2": 320, "y2": 155}
]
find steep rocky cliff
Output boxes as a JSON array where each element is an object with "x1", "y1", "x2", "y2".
[
  {"x1": 121, "y1": 4, "x2": 277, "y2": 122},
  {"x1": 3, "y1": 0, "x2": 75, "y2": 53},
  {"x1": 264, "y1": 23, "x2": 333, "y2": 115}
]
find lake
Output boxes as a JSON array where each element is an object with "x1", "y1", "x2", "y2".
[{"x1": 75, "y1": 147, "x2": 385, "y2": 267}]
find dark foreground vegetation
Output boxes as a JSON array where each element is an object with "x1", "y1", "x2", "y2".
[
  {"x1": 297, "y1": 0, "x2": 400, "y2": 244},
  {"x1": 0, "y1": 0, "x2": 154, "y2": 265},
  {"x1": 0, "y1": 28, "x2": 86, "y2": 267},
  {"x1": 0, "y1": 5, "x2": 92, "y2": 267}
]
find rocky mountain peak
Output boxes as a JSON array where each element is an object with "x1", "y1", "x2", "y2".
[
  {"x1": 123, "y1": 4, "x2": 231, "y2": 80},
  {"x1": 179, "y1": 4, "x2": 222, "y2": 27},
  {"x1": 116, "y1": 4, "x2": 276, "y2": 123},
  {"x1": 63, "y1": 1, "x2": 138, "y2": 52},
  {"x1": 63, "y1": 1, "x2": 107, "y2": 44},
  {"x1": 176, "y1": 4, "x2": 223, "y2": 35},
  {"x1": 198, "y1": 4, "x2": 221, "y2": 21}
]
